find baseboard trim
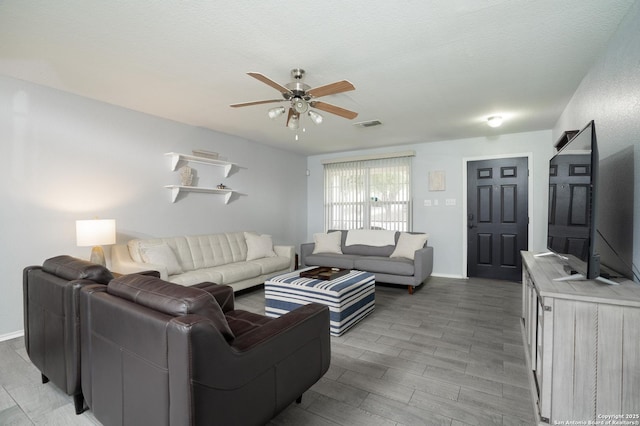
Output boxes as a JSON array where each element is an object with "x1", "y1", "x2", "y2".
[
  {"x1": 430, "y1": 273, "x2": 467, "y2": 279},
  {"x1": 0, "y1": 330, "x2": 24, "y2": 342}
]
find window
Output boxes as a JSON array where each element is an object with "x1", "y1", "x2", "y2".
[{"x1": 324, "y1": 155, "x2": 412, "y2": 231}]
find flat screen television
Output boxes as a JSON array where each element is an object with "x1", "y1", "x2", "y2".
[{"x1": 545, "y1": 120, "x2": 618, "y2": 285}]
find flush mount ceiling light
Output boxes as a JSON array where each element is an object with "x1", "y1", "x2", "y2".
[
  {"x1": 353, "y1": 119, "x2": 382, "y2": 128},
  {"x1": 230, "y1": 68, "x2": 358, "y2": 132},
  {"x1": 487, "y1": 115, "x2": 503, "y2": 128}
]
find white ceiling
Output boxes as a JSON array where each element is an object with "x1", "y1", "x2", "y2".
[{"x1": 0, "y1": 0, "x2": 634, "y2": 155}]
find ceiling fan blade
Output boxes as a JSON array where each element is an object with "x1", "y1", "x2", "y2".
[
  {"x1": 247, "y1": 72, "x2": 292, "y2": 95},
  {"x1": 310, "y1": 101, "x2": 358, "y2": 120},
  {"x1": 307, "y1": 80, "x2": 355, "y2": 98},
  {"x1": 230, "y1": 99, "x2": 283, "y2": 108}
]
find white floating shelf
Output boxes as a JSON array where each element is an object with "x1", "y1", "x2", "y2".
[
  {"x1": 165, "y1": 152, "x2": 236, "y2": 177},
  {"x1": 165, "y1": 185, "x2": 233, "y2": 204}
]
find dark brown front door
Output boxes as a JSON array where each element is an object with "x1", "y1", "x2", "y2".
[{"x1": 467, "y1": 157, "x2": 529, "y2": 281}]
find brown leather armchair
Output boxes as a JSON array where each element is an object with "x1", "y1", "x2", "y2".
[
  {"x1": 80, "y1": 274, "x2": 331, "y2": 426},
  {"x1": 23, "y1": 255, "x2": 114, "y2": 414}
]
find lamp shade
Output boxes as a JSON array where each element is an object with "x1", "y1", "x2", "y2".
[{"x1": 76, "y1": 219, "x2": 116, "y2": 246}]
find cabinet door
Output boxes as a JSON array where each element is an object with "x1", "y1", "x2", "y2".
[
  {"x1": 538, "y1": 297, "x2": 553, "y2": 422},
  {"x1": 550, "y1": 300, "x2": 598, "y2": 421},
  {"x1": 522, "y1": 266, "x2": 538, "y2": 362},
  {"x1": 529, "y1": 284, "x2": 537, "y2": 366}
]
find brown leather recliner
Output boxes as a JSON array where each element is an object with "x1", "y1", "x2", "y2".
[
  {"x1": 23, "y1": 255, "x2": 114, "y2": 414},
  {"x1": 80, "y1": 274, "x2": 331, "y2": 426}
]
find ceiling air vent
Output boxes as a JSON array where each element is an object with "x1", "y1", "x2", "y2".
[{"x1": 353, "y1": 120, "x2": 382, "y2": 128}]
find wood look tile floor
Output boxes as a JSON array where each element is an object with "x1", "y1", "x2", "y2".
[{"x1": 0, "y1": 276, "x2": 536, "y2": 425}]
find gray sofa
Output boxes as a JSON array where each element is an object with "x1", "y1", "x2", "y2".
[{"x1": 300, "y1": 230, "x2": 433, "y2": 294}]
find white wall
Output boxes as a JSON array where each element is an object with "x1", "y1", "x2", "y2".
[
  {"x1": 553, "y1": 0, "x2": 640, "y2": 281},
  {"x1": 307, "y1": 130, "x2": 554, "y2": 278},
  {"x1": 0, "y1": 76, "x2": 308, "y2": 338}
]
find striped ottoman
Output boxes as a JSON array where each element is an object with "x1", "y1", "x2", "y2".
[{"x1": 264, "y1": 268, "x2": 375, "y2": 336}]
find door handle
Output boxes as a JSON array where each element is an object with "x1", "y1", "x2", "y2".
[{"x1": 467, "y1": 213, "x2": 475, "y2": 229}]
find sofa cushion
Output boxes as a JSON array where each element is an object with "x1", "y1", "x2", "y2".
[
  {"x1": 345, "y1": 229, "x2": 396, "y2": 247},
  {"x1": 304, "y1": 253, "x2": 359, "y2": 269},
  {"x1": 312, "y1": 231, "x2": 343, "y2": 254},
  {"x1": 354, "y1": 256, "x2": 415, "y2": 276},
  {"x1": 390, "y1": 232, "x2": 429, "y2": 260},
  {"x1": 225, "y1": 310, "x2": 272, "y2": 338},
  {"x1": 244, "y1": 232, "x2": 277, "y2": 260},
  {"x1": 210, "y1": 262, "x2": 263, "y2": 284},
  {"x1": 107, "y1": 274, "x2": 234, "y2": 341},
  {"x1": 128, "y1": 232, "x2": 250, "y2": 273},
  {"x1": 247, "y1": 256, "x2": 291, "y2": 275},
  {"x1": 42, "y1": 255, "x2": 113, "y2": 284},
  {"x1": 169, "y1": 268, "x2": 224, "y2": 286},
  {"x1": 342, "y1": 242, "x2": 397, "y2": 257},
  {"x1": 139, "y1": 242, "x2": 184, "y2": 275},
  {"x1": 338, "y1": 230, "x2": 398, "y2": 257},
  {"x1": 185, "y1": 233, "x2": 246, "y2": 269}
]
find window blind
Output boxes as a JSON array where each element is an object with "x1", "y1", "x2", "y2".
[{"x1": 324, "y1": 156, "x2": 412, "y2": 231}]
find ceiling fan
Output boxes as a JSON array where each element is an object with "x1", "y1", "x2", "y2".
[{"x1": 230, "y1": 68, "x2": 358, "y2": 130}]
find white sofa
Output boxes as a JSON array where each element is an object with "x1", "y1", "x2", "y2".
[{"x1": 111, "y1": 231, "x2": 295, "y2": 291}]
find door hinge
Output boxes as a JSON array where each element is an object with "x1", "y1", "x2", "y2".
[{"x1": 544, "y1": 306, "x2": 552, "y2": 312}]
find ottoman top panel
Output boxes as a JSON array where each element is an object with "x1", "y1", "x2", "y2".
[{"x1": 266, "y1": 268, "x2": 374, "y2": 296}]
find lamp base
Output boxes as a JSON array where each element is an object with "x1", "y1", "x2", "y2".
[{"x1": 89, "y1": 246, "x2": 106, "y2": 266}]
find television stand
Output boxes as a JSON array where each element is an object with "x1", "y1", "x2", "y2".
[
  {"x1": 534, "y1": 251, "x2": 557, "y2": 258},
  {"x1": 534, "y1": 251, "x2": 568, "y2": 260},
  {"x1": 553, "y1": 272, "x2": 620, "y2": 286},
  {"x1": 521, "y1": 251, "x2": 640, "y2": 423}
]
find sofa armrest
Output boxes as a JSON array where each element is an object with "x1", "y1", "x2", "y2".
[
  {"x1": 22, "y1": 265, "x2": 43, "y2": 354},
  {"x1": 111, "y1": 244, "x2": 169, "y2": 279},
  {"x1": 274, "y1": 245, "x2": 295, "y2": 271},
  {"x1": 300, "y1": 243, "x2": 315, "y2": 267},
  {"x1": 231, "y1": 303, "x2": 329, "y2": 351},
  {"x1": 175, "y1": 303, "x2": 330, "y2": 390},
  {"x1": 191, "y1": 282, "x2": 235, "y2": 312},
  {"x1": 414, "y1": 246, "x2": 434, "y2": 283}
]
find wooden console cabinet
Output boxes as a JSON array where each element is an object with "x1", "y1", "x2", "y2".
[{"x1": 521, "y1": 251, "x2": 640, "y2": 424}]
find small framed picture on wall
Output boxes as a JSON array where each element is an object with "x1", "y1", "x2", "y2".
[{"x1": 429, "y1": 170, "x2": 445, "y2": 191}]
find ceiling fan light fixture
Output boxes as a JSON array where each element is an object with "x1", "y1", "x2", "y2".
[
  {"x1": 287, "y1": 113, "x2": 299, "y2": 130},
  {"x1": 293, "y1": 98, "x2": 309, "y2": 114},
  {"x1": 308, "y1": 110, "x2": 323, "y2": 125},
  {"x1": 268, "y1": 106, "x2": 286, "y2": 119},
  {"x1": 487, "y1": 115, "x2": 503, "y2": 128}
]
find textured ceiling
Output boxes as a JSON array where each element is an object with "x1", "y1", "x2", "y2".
[{"x1": 0, "y1": 0, "x2": 635, "y2": 155}]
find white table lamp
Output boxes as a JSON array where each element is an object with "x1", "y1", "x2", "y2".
[{"x1": 76, "y1": 219, "x2": 116, "y2": 266}]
